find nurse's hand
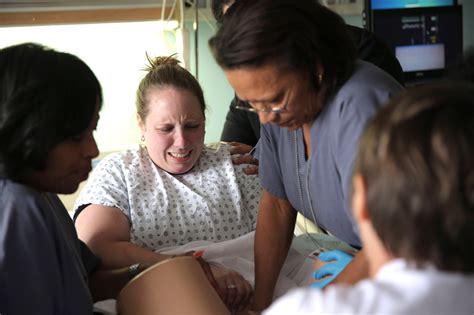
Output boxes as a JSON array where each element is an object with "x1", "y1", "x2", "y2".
[
  {"x1": 210, "y1": 263, "x2": 253, "y2": 312},
  {"x1": 227, "y1": 142, "x2": 259, "y2": 175},
  {"x1": 310, "y1": 249, "x2": 353, "y2": 289}
]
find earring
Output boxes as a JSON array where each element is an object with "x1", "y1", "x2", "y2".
[
  {"x1": 318, "y1": 73, "x2": 323, "y2": 84},
  {"x1": 141, "y1": 135, "x2": 145, "y2": 142}
]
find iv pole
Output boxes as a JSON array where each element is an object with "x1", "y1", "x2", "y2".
[{"x1": 194, "y1": 0, "x2": 199, "y2": 79}]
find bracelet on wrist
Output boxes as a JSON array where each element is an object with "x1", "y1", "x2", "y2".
[{"x1": 128, "y1": 263, "x2": 141, "y2": 280}]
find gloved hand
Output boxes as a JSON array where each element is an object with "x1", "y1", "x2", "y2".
[{"x1": 310, "y1": 249, "x2": 353, "y2": 289}]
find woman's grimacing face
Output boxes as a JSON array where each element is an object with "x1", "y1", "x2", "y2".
[
  {"x1": 23, "y1": 103, "x2": 100, "y2": 195},
  {"x1": 139, "y1": 87, "x2": 205, "y2": 174},
  {"x1": 224, "y1": 62, "x2": 321, "y2": 130}
]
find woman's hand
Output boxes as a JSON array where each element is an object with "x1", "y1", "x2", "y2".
[
  {"x1": 210, "y1": 263, "x2": 253, "y2": 312},
  {"x1": 227, "y1": 142, "x2": 259, "y2": 175},
  {"x1": 174, "y1": 251, "x2": 252, "y2": 312}
]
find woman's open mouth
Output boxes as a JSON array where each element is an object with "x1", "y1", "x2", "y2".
[{"x1": 169, "y1": 150, "x2": 192, "y2": 161}]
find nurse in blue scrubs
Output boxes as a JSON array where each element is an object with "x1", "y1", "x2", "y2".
[{"x1": 209, "y1": 0, "x2": 404, "y2": 312}]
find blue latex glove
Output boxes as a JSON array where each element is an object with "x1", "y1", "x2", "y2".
[{"x1": 310, "y1": 249, "x2": 353, "y2": 289}]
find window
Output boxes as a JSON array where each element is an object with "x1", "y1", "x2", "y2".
[{"x1": 0, "y1": 20, "x2": 180, "y2": 152}]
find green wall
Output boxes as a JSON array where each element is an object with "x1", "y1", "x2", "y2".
[{"x1": 185, "y1": 22, "x2": 234, "y2": 144}]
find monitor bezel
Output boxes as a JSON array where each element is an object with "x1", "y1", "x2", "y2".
[
  {"x1": 363, "y1": 0, "x2": 457, "y2": 31},
  {"x1": 367, "y1": 4, "x2": 463, "y2": 83}
]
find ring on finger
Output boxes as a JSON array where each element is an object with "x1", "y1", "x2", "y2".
[{"x1": 227, "y1": 283, "x2": 237, "y2": 289}]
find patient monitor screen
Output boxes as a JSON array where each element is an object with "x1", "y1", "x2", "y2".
[{"x1": 372, "y1": 6, "x2": 462, "y2": 80}]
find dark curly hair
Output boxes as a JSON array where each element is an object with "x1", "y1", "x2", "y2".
[
  {"x1": 0, "y1": 43, "x2": 102, "y2": 180},
  {"x1": 355, "y1": 81, "x2": 474, "y2": 272}
]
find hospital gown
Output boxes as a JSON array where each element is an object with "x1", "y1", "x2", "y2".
[{"x1": 74, "y1": 143, "x2": 261, "y2": 250}]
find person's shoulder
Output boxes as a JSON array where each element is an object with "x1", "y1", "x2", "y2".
[
  {"x1": 0, "y1": 179, "x2": 50, "y2": 224},
  {"x1": 323, "y1": 61, "x2": 404, "y2": 125},
  {"x1": 94, "y1": 146, "x2": 144, "y2": 170},
  {"x1": 0, "y1": 179, "x2": 42, "y2": 205},
  {"x1": 323, "y1": 259, "x2": 468, "y2": 314},
  {"x1": 204, "y1": 142, "x2": 231, "y2": 156},
  {"x1": 333, "y1": 60, "x2": 404, "y2": 106},
  {"x1": 351, "y1": 60, "x2": 402, "y2": 88},
  {"x1": 100, "y1": 147, "x2": 141, "y2": 163},
  {"x1": 200, "y1": 143, "x2": 235, "y2": 168},
  {"x1": 121, "y1": 146, "x2": 150, "y2": 166}
]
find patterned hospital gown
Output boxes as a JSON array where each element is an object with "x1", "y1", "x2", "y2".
[{"x1": 74, "y1": 143, "x2": 261, "y2": 250}]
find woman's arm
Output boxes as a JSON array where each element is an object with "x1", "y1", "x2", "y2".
[
  {"x1": 88, "y1": 261, "x2": 152, "y2": 301},
  {"x1": 76, "y1": 204, "x2": 252, "y2": 310},
  {"x1": 75, "y1": 205, "x2": 170, "y2": 269},
  {"x1": 251, "y1": 189, "x2": 297, "y2": 312}
]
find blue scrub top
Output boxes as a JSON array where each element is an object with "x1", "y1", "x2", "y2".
[
  {"x1": 0, "y1": 179, "x2": 98, "y2": 315},
  {"x1": 257, "y1": 60, "x2": 404, "y2": 247}
]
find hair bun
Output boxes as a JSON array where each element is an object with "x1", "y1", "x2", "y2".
[{"x1": 145, "y1": 53, "x2": 180, "y2": 71}]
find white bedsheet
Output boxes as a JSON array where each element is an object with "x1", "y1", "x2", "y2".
[{"x1": 93, "y1": 231, "x2": 314, "y2": 314}]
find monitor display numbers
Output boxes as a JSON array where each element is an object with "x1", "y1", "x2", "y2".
[{"x1": 371, "y1": 5, "x2": 462, "y2": 82}]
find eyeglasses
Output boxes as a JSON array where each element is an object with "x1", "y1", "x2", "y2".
[{"x1": 233, "y1": 96, "x2": 289, "y2": 113}]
